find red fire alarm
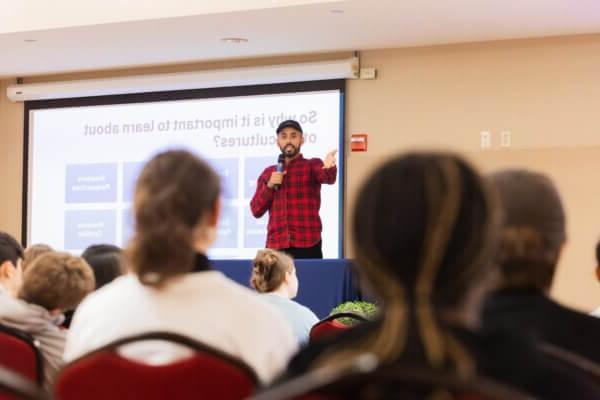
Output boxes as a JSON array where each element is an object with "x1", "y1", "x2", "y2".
[{"x1": 351, "y1": 133, "x2": 368, "y2": 152}]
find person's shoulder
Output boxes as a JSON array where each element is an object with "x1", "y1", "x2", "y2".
[
  {"x1": 0, "y1": 290, "x2": 28, "y2": 316},
  {"x1": 458, "y1": 325, "x2": 574, "y2": 375},
  {"x1": 262, "y1": 296, "x2": 317, "y2": 321},
  {"x1": 0, "y1": 295, "x2": 57, "y2": 333},
  {"x1": 216, "y1": 284, "x2": 296, "y2": 348},
  {"x1": 307, "y1": 157, "x2": 324, "y2": 165},
  {"x1": 204, "y1": 274, "x2": 285, "y2": 317},
  {"x1": 482, "y1": 289, "x2": 547, "y2": 321},
  {"x1": 467, "y1": 326, "x2": 600, "y2": 398},
  {"x1": 261, "y1": 164, "x2": 277, "y2": 174},
  {"x1": 75, "y1": 274, "x2": 138, "y2": 312},
  {"x1": 548, "y1": 298, "x2": 600, "y2": 330},
  {"x1": 291, "y1": 300, "x2": 319, "y2": 321}
]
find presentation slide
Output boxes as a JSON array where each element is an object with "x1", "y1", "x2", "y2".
[{"x1": 27, "y1": 88, "x2": 343, "y2": 259}]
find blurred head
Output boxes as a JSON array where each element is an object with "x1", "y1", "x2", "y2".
[
  {"x1": 251, "y1": 249, "x2": 298, "y2": 298},
  {"x1": 127, "y1": 150, "x2": 221, "y2": 288},
  {"x1": 0, "y1": 232, "x2": 24, "y2": 297},
  {"x1": 82, "y1": 244, "x2": 124, "y2": 289},
  {"x1": 317, "y1": 152, "x2": 499, "y2": 373},
  {"x1": 22, "y1": 244, "x2": 53, "y2": 272},
  {"x1": 490, "y1": 170, "x2": 566, "y2": 292},
  {"x1": 276, "y1": 120, "x2": 304, "y2": 159},
  {"x1": 353, "y1": 153, "x2": 499, "y2": 310},
  {"x1": 18, "y1": 252, "x2": 95, "y2": 312}
]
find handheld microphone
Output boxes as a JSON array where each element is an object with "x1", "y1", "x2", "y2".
[{"x1": 274, "y1": 154, "x2": 285, "y2": 190}]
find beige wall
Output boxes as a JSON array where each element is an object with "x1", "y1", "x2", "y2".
[
  {"x1": 2, "y1": 34, "x2": 600, "y2": 310},
  {"x1": 345, "y1": 34, "x2": 600, "y2": 311},
  {"x1": 0, "y1": 78, "x2": 23, "y2": 240}
]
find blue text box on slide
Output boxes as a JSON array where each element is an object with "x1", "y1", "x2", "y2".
[
  {"x1": 244, "y1": 156, "x2": 274, "y2": 199},
  {"x1": 244, "y1": 207, "x2": 267, "y2": 248},
  {"x1": 214, "y1": 204, "x2": 238, "y2": 249},
  {"x1": 208, "y1": 158, "x2": 239, "y2": 200},
  {"x1": 122, "y1": 162, "x2": 145, "y2": 203},
  {"x1": 65, "y1": 163, "x2": 117, "y2": 203},
  {"x1": 64, "y1": 209, "x2": 117, "y2": 250}
]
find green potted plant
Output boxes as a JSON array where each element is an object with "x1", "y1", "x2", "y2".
[{"x1": 329, "y1": 301, "x2": 378, "y2": 326}]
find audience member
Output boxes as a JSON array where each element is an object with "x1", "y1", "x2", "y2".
[
  {"x1": 81, "y1": 244, "x2": 124, "y2": 289},
  {"x1": 279, "y1": 153, "x2": 598, "y2": 398},
  {"x1": 251, "y1": 249, "x2": 318, "y2": 345},
  {"x1": 1, "y1": 251, "x2": 95, "y2": 392},
  {"x1": 61, "y1": 244, "x2": 125, "y2": 329},
  {"x1": 482, "y1": 169, "x2": 600, "y2": 366},
  {"x1": 22, "y1": 244, "x2": 53, "y2": 272},
  {"x1": 64, "y1": 150, "x2": 297, "y2": 384},
  {"x1": 0, "y1": 232, "x2": 23, "y2": 297}
]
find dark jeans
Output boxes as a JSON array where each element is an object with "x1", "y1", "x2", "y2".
[{"x1": 280, "y1": 241, "x2": 323, "y2": 259}]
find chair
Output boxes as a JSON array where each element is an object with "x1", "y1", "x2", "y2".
[
  {"x1": 54, "y1": 331, "x2": 259, "y2": 400},
  {"x1": 0, "y1": 325, "x2": 43, "y2": 385},
  {"x1": 309, "y1": 313, "x2": 367, "y2": 343},
  {"x1": 538, "y1": 341, "x2": 600, "y2": 382},
  {"x1": 249, "y1": 354, "x2": 533, "y2": 400},
  {"x1": 0, "y1": 365, "x2": 46, "y2": 400}
]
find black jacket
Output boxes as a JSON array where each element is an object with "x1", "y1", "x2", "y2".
[
  {"x1": 482, "y1": 288, "x2": 600, "y2": 365},
  {"x1": 280, "y1": 318, "x2": 600, "y2": 399}
]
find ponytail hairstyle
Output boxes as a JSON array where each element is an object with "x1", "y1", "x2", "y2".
[
  {"x1": 127, "y1": 150, "x2": 220, "y2": 288},
  {"x1": 250, "y1": 249, "x2": 294, "y2": 293},
  {"x1": 314, "y1": 152, "x2": 500, "y2": 380}
]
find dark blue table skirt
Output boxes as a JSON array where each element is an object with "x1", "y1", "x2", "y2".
[{"x1": 211, "y1": 259, "x2": 361, "y2": 319}]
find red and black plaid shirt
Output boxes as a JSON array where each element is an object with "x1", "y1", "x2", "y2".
[{"x1": 250, "y1": 154, "x2": 337, "y2": 249}]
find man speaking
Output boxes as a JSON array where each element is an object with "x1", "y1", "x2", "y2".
[{"x1": 250, "y1": 120, "x2": 337, "y2": 259}]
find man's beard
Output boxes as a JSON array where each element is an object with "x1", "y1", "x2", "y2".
[{"x1": 281, "y1": 144, "x2": 299, "y2": 158}]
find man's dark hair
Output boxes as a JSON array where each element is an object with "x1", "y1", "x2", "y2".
[
  {"x1": 596, "y1": 240, "x2": 600, "y2": 267},
  {"x1": 0, "y1": 232, "x2": 24, "y2": 266},
  {"x1": 490, "y1": 169, "x2": 566, "y2": 291},
  {"x1": 81, "y1": 244, "x2": 124, "y2": 289}
]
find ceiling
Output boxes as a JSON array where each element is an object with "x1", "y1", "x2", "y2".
[{"x1": 1, "y1": 0, "x2": 599, "y2": 78}]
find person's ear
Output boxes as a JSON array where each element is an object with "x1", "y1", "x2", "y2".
[
  {"x1": 284, "y1": 269, "x2": 293, "y2": 283},
  {"x1": 0, "y1": 261, "x2": 14, "y2": 279},
  {"x1": 301, "y1": 135, "x2": 305, "y2": 145},
  {"x1": 595, "y1": 266, "x2": 600, "y2": 283}
]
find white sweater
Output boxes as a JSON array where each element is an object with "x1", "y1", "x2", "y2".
[{"x1": 64, "y1": 272, "x2": 297, "y2": 383}]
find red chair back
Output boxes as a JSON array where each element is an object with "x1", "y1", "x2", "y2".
[
  {"x1": 0, "y1": 325, "x2": 42, "y2": 385},
  {"x1": 309, "y1": 313, "x2": 367, "y2": 343},
  {"x1": 0, "y1": 365, "x2": 45, "y2": 400},
  {"x1": 248, "y1": 357, "x2": 531, "y2": 400},
  {"x1": 54, "y1": 332, "x2": 258, "y2": 400}
]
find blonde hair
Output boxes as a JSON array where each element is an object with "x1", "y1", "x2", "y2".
[
  {"x1": 250, "y1": 249, "x2": 294, "y2": 293},
  {"x1": 22, "y1": 244, "x2": 53, "y2": 272},
  {"x1": 18, "y1": 251, "x2": 95, "y2": 311}
]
